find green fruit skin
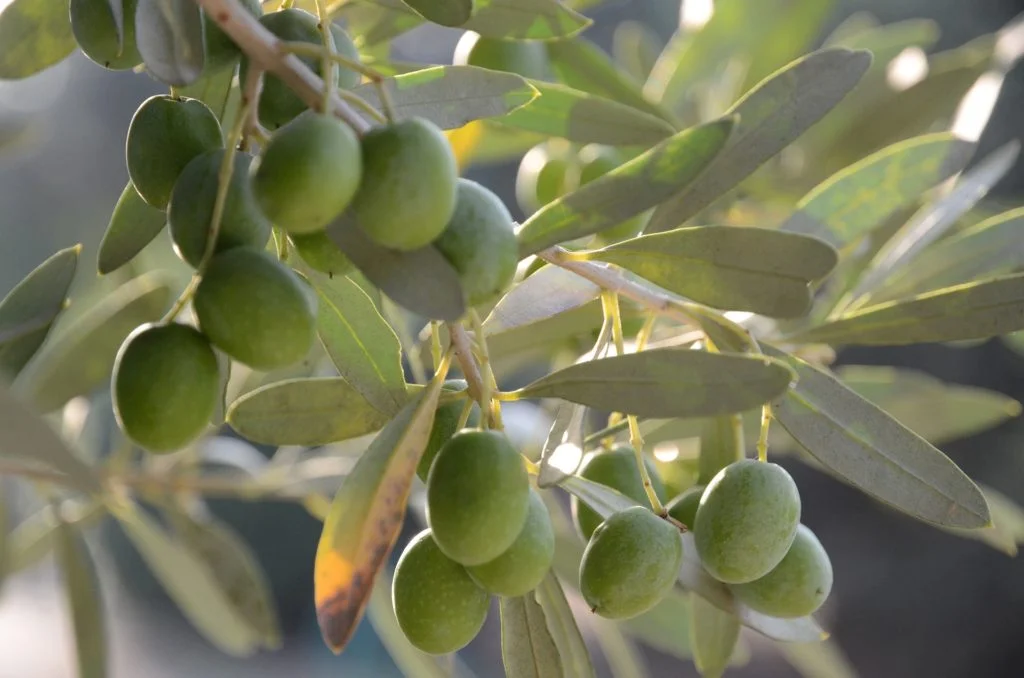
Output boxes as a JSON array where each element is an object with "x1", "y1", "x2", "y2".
[
  {"x1": 416, "y1": 379, "x2": 480, "y2": 482},
  {"x1": 577, "y1": 144, "x2": 646, "y2": 245},
  {"x1": 70, "y1": 0, "x2": 142, "y2": 71},
  {"x1": 427, "y1": 430, "x2": 530, "y2": 566},
  {"x1": 290, "y1": 231, "x2": 355, "y2": 277},
  {"x1": 203, "y1": 0, "x2": 262, "y2": 74},
  {"x1": 193, "y1": 249, "x2": 318, "y2": 370},
  {"x1": 245, "y1": 10, "x2": 361, "y2": 129},
  {"x1": 665, "y1": 485, "x2": 704, "y2": 530},
  {"x1": 467, "y1": 490, "x2": 555, "y2": 597},
  {"x1": 579, "y1": 507, "x2": 682, "y2": 620},
  {"x1": 571, "y1": 446, "x2": 667, "y2": 540},
  {"x1": 694, "y1": 460, "x2": 801, "y2": 584},
  {"x1": 112, "y1": 323, "x2": 219, "y2": 453},
  {"x1": 730, "y1": 524, "x2": 833, "y2": 618},
  {"x1": 253, "y1": 113, "x2": 362, "y2": 234},
  {"x1": 392, "y1": 529, "x2": 489, "y2": 655},
  {"x1": 453, "y1": 31, "x2": 550, "y2": 80},
  {"x1": 352, "y1": 118, "x2": 458, "y2": 251},
  {"x1": 168, "y1": 150, "x2": 272, "y2": 268},
  {"x1": 126, "y1": 96, "x2": 224, "y2": 208},
  {"x1": 515, "y1": 142, "x2": 574, "y2": 214},
  {"x1": 433, "y1": 179, "x2": 518, "y2": 307}
]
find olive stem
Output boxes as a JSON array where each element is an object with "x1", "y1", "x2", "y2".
[
  {"x1": 583, "y1": 419, "x2": 631, "y2": 447},
  {"x1": 757, "y1": 403, "x2": 773, "y2": 463},
  {"x1": 312, "y1": 0, "x2": 338, "y2": 114},
  {"x1": 455, "y1": 398, "x2": 475, "y2": 431},
  {"x1": 447, "y1": 322, "x2": 486, "y2": 406},
  {"x1": 280, "y1": 41, "x2": 397, "y2": 122},
  {"x1": 429, "y1": 321, "x2": 443, "y2": 372},
  {"x1": 635, "y1": 313, "x2": 657, "y2": 352},
  {"x1": 469, "y1": 309, "x2": 503, "y2": 430}
]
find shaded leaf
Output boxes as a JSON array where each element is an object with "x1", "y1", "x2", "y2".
[
  {"x1": 7, "y1": 502, "x2": 104, "y2": 574},
  {"x1": 0, "y1": 484, "x2": 5, "y2": 593},
  {"x1": 98, "y1": 182, "x2": 167, "y2": 275},
  {"x1": 646, "y1": 48, "x2": 872, "y2": 232},
  {"x1": 776, "y1": 638, "x2": 858, "y2": 678},
  {"x1": 177, "y1": 65, "x2": 236, "y2": 120},
  {"x1": 351, "y1": 65, "x2": 536, "y2": 130},
  {"x1": 582, "y1": 227, "x2": 837, "y2": 318},
  {"x1": 135, "y1": 0, "x2": 206, "y2": 86},
  {"x1": 19, "y1": 274, "x2": 172, "y2": 413},
  {"x1": 0, "y1": 245, "x2": 79, "y2": 380},
  {"x1": 366, "y1": 574, "x2": 451, "y2": 678},
  {"x1": 780, "y1": 133, "x2": 976, "y2": 250},
  {"x1": 612, "y1": 21, "x2": 661, "y2": 83},
  {"x1": 104, "y1": 0, "x2": 125, "y2": 48},
  {"x1": 500, "y1": 594, "x2": 564, "y2": 678},
  {"x1": 942, "y1": 484, "x2": 1024, "y2": 556},
  {"x1": 111, "y1": 502, "x2": 260, "y2": 656},
  {"x1": 496, "y1": 80, "x2": 674, "y2": 146},
  {"x1": 211, "y1": 350, "x2": 231, "y2": 426},
  {"x1": 618, "y1": 591, "x2": 693, "y2": 660},
  {"x1": 520, "y1": 348, "x2": 795, "y2": 419},
  {"x1": 400, "y1": 0, "x2": 471, "y2": 27},
  {"x1": 315, "y1": 378, "x2": 443, "y2": 652},
  {"x1": 227, "y1": 377, "x2": 393, "y2": 446},
  {"x1": 484, "y1": 265, "x2": 599, "y2": 335},
  {"x1": 516, "y1": 119, "x2": 735, "y2": 256},
  {"x1": 0, "y1": 0, "x2": 76, "y2": 79},
  {"x1": 55, "y1": 519, "x2": 106, "y2": 678},
  {"x1": 534, "y1": 571, "x2": 595, "y2": 678},
  {"x1": 592, "y1": 620, "x2": 650, "y2": 678},
  {"x1": 464, "y1": 0, "x2": 590, "y2": 40},
  {"x1": 765, "y1": 345, "x2": 990, "y2": 528},
  {"x1": 698, "y1": 416, "x2": 744, "y2": 485},
  {"x1": 691, "y1": 595, "x2": 740, "y2": 678},
  {"x1": 334, "y1": 1, "x2": 423, "y2": 47},
  {"x1": 792, "y1": 272, "x2": 1024, "y2": 346},
  {"x1": 326, "y1": 213, "x2": 465, "y2": 322}
]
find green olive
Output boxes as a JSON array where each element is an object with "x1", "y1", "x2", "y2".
[
  {"x1": 665, "y1": 485, "x2": 704, "y2": 530},
  {"x1": 289, "y1": 231, "x2": 355, "y2": 278},
  {"x1": 571, "y1": 446, "x2": 667, "y2": 540},
  {"x1": 467, "y1": 490, "x2": 555, "y2": 597},
  {"x1": 417, "y1": 380, "x2": 479, "y2": 482},
  {"x1": 453, "y1": 31, "x2": 550, "y2": 80},
  {"x1": 70, "y1": 0, "x2": 142, "y2": 71}
]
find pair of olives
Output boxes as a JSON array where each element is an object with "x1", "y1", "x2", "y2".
[{"x1": 392, "y1": 428, "x2": 555, "y2": 655}]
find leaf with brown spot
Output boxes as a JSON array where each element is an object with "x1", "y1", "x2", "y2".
[{"x1": 314, "y1": 376, "x2": 444, "y2": 653}]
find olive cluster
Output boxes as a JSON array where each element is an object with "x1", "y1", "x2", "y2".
[{"x1": 78, "y1": 8, "x2": 521, "y2": 453}]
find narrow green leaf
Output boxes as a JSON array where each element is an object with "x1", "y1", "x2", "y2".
[
  {"x1": 334, "y1": 1, "x2": 423, "y2": 47},
  {"x1": 0, "y1": 245, "x2": 80, "y2": 380},
  {"x1": 314, "y1": 378, "x2": 443, "y2": 653},
  {"x1": 350, "y1": 65, "x2": 536, "y2": 130},
  {"x1": 326, "y1": 213, "x2": 465, "y2": 322},
  {"x1": 737, "y1": 0, "x2": 835, "y2": 94},
  {"x1": 305, "y1": 270, "x2": 406, "y2": 415},
  {"x1": 500, "y1": 594, "x2": 564, "y2": 678},
  {"x1": 463, "y1": 0, "x2": 590, "y2": 40},
  {"x1": 520, "y1": 348, "x2": 795, "y2": 419},
  {"x1": 399, "y1": 0, "x2": 471, "y2": 27},
  {"x1": 516, "y1": 119, "x2": 735, "y2": 256},
  {"x1": 19, "y1": 274, "x2": 172, "y2": 413},
  {"x1": 582, "y1": 226, "x2": 837, "y2": 318},
  {"x1": 646, "y1": 48, "x2": 872, "y2": 232},
  {"x1": 534, "y1": 571, "x2": 595, "y2": 678},
  {"x1": 691, "y1": 594, "x2": 740, "y2": 678},
  {"x1": 776, "y1": 638, "x2": 858, "y2": 678},
  {"x1": 612, "y1": 21, "x2": 661, "y2": 83},
  {"x1": 0, "y1": 0, "x2": 76, "y2": 79},
  {"x1": 592, "y1": 619, "x2": 649, "y2": 678},
  {"x1": 135, "y1": 0, "x2": 206, "y2": 86},
  {"x1": 227, "y1": 377, "x2": 393, "y2": 446},
  {"x1": 484, "y1": 265, "x2": 599, "y2": 335},
  {"x1": 618, "y1": 591, "x2": 692, "y2": 660},
  {"x1": 55, "y1": 519, "x2": 106, "y2": 678},
  {"x1": 366, "y1": 573, "x2": 451, "y2": 678},
  {"x1": 177, "y1": 64, "x2": 236, "y2": 120},
  {"x1": 942, "y1": 485, "x2": 1024, "y2": 556},
  {"x1": 780, "y1": 133, "x2": 977, "y2": 250},
  {"x1": 487, "y1": 301, "x2": 603, "y2": 366},
  {"x1": 495, "y1": 80, "x2": 675, "y2": 146},
  {"x1": 0, "y1": 484, "x2": 7, "y2": 593},
  {"x1": 792, "y1": 272, "x2": 1024, "y2": 346},
  {"x1": 104, "y1": 0, "x2": 125, "y2": 49},
  {"x1": 765, "y1": 346, "x2": 990, "y2": 529},
  {"x1": 111, "y1": 502, "x2": 260, "y2": 656},
  {"x1": 698, "y1": 416, "x2": 744, "y2": 486},
  {"x1": 97, "y1": 182, "x2": 167, "y2": 275},
  {"x1": 211, "y1": 350, "x2": 231, "y2": 426}
]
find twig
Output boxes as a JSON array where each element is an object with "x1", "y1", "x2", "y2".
[{"x1": 448, "y1": 323, "x2": 486, "y2": 405}]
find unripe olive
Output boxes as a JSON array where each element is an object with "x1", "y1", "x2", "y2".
[
  {"x1": 571, "y1": 446, "x2": 667, "y2": 540},
  {"x1": 244, "y1": 9, "x2": 361, "y2": 129},
  {"x1": 193, "y1": 248, "x2": 317, "y2": 370},
  {"x1": 579, "y1": 507, "x2": 682, "y2": 620},
  {"x1": 416, "y1": 380, "x2": 479, "y2": 482},
  {"x1": 665, "y1": 485, "x2": 704, "y2": 530},
  {"x1": 694, "y1": 460, "x2": 801, "y2": 584},
  {"x1": 730, "y1": 524, "x2": 833, "y2": 618},
  {"x1": 112, "y1": 323, "x2": 219, "y2": 453},
  {"x1": 577, "y1": 144, "x2": 646, "y2": 245},
  {"x1": 126, "y1": 96, "x2": 223, "y2": 208},
  {"x1": 515, "y1": 141, "x2": 575, "y2": 214},
  {"x1": 433, "y1": 179, "x2": 518, "y2": 307},
  {"x1": 252, "y1": 112, "x2": 362, "y2": 235},
  {"x1": 203, "y1": 0, "x2": 262, "y2": 74},
  {"x1": 467, "y1": 490, "x2": 555, "y2": 597},
  {"x1": 427, "y1": 429, "x2": 530, "y2": 565},
  {"x1": 392, "y1": 529, "x2": 489, "y2": 655},
  {"x1": 351, "y1": 118, "x2": 458, "y2": 251},
  {"x1": 453, "y1": 31, "x2": 550, "y2": 80},
  {"x1": 70, "y1": 0, "x2": 142, "y2": 71},
  {"x1": 290, "y1": 231, "x2": 354, "y2": 278},
  {"x1": 168, "y1": 150, "x2": 271, "y2": 268}
]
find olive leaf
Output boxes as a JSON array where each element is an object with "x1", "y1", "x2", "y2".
[
  {"x1": 0, "y1": 0, "x2": 76, "y2": 79},
  {"x1": 0, "y1": 484, "x2": 6, "y2": 593},
  {"x1": 765, "y1": 346, "x2": 990, "y2": 529},
  {"x1": 54, "y1": 519, "x2": 107, "y2": 678},
  {"x1": 135, "y1": 0, "x2": 206, "y2": 86},
  {"x1": 941, "y1": 485, "x2": 1024, "y2": 556},
  {"x1": 534, "y1": 571, "x2": 595, "y2": 677},
  {"x1": 691, "y1": 595, "x2": 740, "y2": 678},
  {"x1": 646, "y1": 48, "x2": 872, "y2": 233},
  {"x1": 0, "y1": 245, "x2": 79, "y2": 380},
  {"x1": 365, "y1": 575, "x2": 452, "y2": 678},
  {"x1": 618, "y1": 592, "x2": 693, "y2": 660},
  {"x1": 500, "y1": 594, "x2": 565, "y2": 678},
  {"x1": 516, "y1": 118, "x2": 735, "y2": 256},
  {"x1": 104, "y1": 0, "x2": 125, "y2": 49},
  {"x1": 315, "y1": 377, "x2": 443, "y2": 653},
  {"x1": 400, "y1": 0, "x2": 472, "y2": 27},
  {"x1": 698, "y1": 416, "x2": 744, "y2": 485},
  {"x1": 464, "y1": 0, "x2": 590, "y2": 40},
  {"x1": 350, "y1": 66, "x2": 536, "y2": 130},
  {"x1": 580, "y1": 227, "x2": 838, "y2": 318},
  {"x1": 776, "y1": 638, "x2": 859, "y2": 678},
  {"x1": 97, "y1": 182, "x2": 167, "y2": 275},
  {"x1": 591, "y1": 619, "x2": 650, "y2": 678},
  {"x1": 227, "y1": 377, "x2": 393, "y2": 446},
  {"x1": 496, "y1": 80, "x2": 675, "y2": 146},
  {"x1": 6, "y1": 502, "x2": 103, "y2": 574},
  {"x1": 520, "y1": 348, "x2": 795, "y2": 419},
  {"x1": 484, "y1": 265, "x2": 600, "y2": 336},
  {"x1": 780, "y1": 133, "x2": 977, "y2": 250}
]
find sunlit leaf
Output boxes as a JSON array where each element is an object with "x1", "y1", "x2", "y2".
[
  {"x1": 612, "y1": 21, "x2": 661, "y2": 83},
  {"x1": 135, "y1": 0, "x2": 206, "y2": 86},
  {"x1": 691, "y1": 595, "x2": 740, "y2": 678},
  {"x1": 484, "y1": 265, "x2": 599, "y2": 335},
  {"x1": 97, "y1": 182, "x2": 167, "y2": 275},
  {"x1": 500, "y1": 594, "x2": 564, "y2": 678},
  {"x1": 0, "y1": 0, "x2": 76, "y2": 79},
  {"x1": 55, "y1": 519, "x2": 106, "y2": 678},
  {"x1": 464, "y1": 0, "x2": 590, "y2": 40},
  {"x1": 400, "y1": 0, "x2": 471, "y2": 27}
]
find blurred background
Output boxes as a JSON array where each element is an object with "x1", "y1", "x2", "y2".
[{"x1": 2, "y1": 0, "x2": 1024, "y2": 676}]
